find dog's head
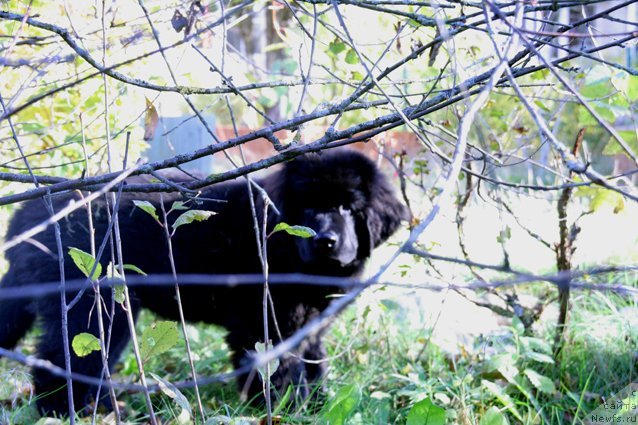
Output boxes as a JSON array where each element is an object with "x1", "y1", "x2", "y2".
[{"x1": 272, "y1": 149, "x2": 408, "y2": 272}]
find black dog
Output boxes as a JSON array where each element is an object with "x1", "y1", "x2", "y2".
[{"x1": 0, "y1": 149, "x2": 406, "y2": 416}]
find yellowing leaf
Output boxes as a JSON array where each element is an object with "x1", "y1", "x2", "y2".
[
  {"x1": 172, "y1": 210, "x2": 216, "y2": 232},
  {"x1": 72, "y1": 333, "x2": 101, "y2": 357},
  {"x1": 144, "y1": 97, "x2": 159, "y2": 141}
]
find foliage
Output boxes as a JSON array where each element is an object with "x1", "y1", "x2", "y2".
[
  {"x1": 270, "y1": 222, "x2": 317, "y2": 238},
  {"x1": 139, "y1": 321, "x2": 180, "y2": 363},
  {"x1": 71, "y1": 333, "x2": 101, "y2": 358},
  {"x1": 1, "y1": 0, "x2": 637, "y2": 423},
  {"x1": 68, "y1": 247, "x2": 101, "y2": 281}
]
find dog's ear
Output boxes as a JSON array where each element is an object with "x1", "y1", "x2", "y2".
[
  {"x1": 364, "y1": 173, "x2": 408, "y2": 249},
  {"x1": 355, "y1": 211, "x2": 373, "y2": 259}
]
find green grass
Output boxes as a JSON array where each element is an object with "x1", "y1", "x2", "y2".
[{"x1": 3, "y1": 285, "x2": 637, "y2": 424}]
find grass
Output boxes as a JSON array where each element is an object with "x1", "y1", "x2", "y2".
[{"x1": 2, "y1": 286, "x2": 637, "y2": 424}]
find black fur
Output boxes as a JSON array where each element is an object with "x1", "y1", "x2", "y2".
[{"x1": 0, "y1": 149, "x2": 407, "y2": 416}]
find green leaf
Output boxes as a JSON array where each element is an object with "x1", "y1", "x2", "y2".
[
  {"x1": 106, "y1": 262, "x2": 126, "y2": 304},
  {"x1": 123, "y1": 264, "x2": 147, "y2": 276},
  {"x1": 320, "y1": 383, "x2": 361, "y2": 425},
  {"x1": 520, "y1": 336, "x2": 552, "y2": 354},
  {"x1": 530, "y1": 68, "x2": 550, "y2": 81},
  {"x1": 406, "y1": 398, "x2": 446, "y2": 425},
  {"x1": 106, "y1": 262, "x2": 122, "y2": 279},
  {"x1": 140, "y1": 321, "x2": 179, "y2": 360},
  {"x1": 72, "y1": 333, "x2": 101, "y2": 357},
  {"x1": 576, "y1": 185, "x2": 625, "y2": 213},
  {"x1": 406, "y1": 18, "x2": 420, "y2": 28},
  {"x1": 273, "y1": 384, "x2": 293, "y2": 416},
  {"x1": 380, "y1": 299, "x2": 402, "y2": 311},
  {"x1": 172, "y1": 210, "x2": 216, "y2": 232},
  {"x1": 523, "y1": 369, "x2": 556, "y2": 394},
  {"x1": 114, "y1": 284, "x2": 126, "y2": 304},
  {"x1": 68, "y1": 247, "x2": 101, "y2": 281},
  {"x1": 272, "y1": 222, "x2": 317, "y2": 238},
  {"x1": 584, "y1": 65, "x2": 612, "y2": 86},
  {"x1": 151, "y1": 373, "x2": 192, "y2": 420},
  {"x1": 525, "y1": 351, "x2": 555, "y2": 364},
  {"x1": 351, "y1": 71, "x2": 364, "y2": 81},
  {"x1": 482, "y1": 380, "x2": 524, "y2": 421},
  {"x1": 602, "y1": 130, "x2": 638, "y2": 156},
  {"x1": 133, "y1": 200, "x2": 160, "y2": 222},
  {"x1": 511, "y1": 316, "x2": 525, "y2": 335},
  {"x1": 108, "y1": 263, "x2": 146, "y2": 278},
  {"x1": 254, "y1": 341, "x2": 280, "y2": 379},
  {"x1": 170, "y1": 201, "x2": 189, "y2": 211},
  {"x1": 581, "y1": 65, "x2": 612, "y2": 98},
  {"x1": 593, "y1": 102, "x2": 617, "y2": 122},
  {"x1": 534, "y1": 99, "x2": 550, "y2": 112},
  {"x1": 328, "y1": 39, "x2": 346, "y2": 56},
  {"x1": 345, "y1": 49, "x2": 359, "y2": 65},
  {"x1": 484, "y1": 353, "x2": 518, "y2": 383},
  {"x1": 479, "y1": 407, "x2": 509, "y2": 425}
]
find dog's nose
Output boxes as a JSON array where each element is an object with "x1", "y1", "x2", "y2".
[{"x1": 314, "y1": 231, "x2": 339, "y2": 250}]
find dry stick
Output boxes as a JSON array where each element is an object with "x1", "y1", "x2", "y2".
[
  {"x1": 230, "y1": 104, "x2": 275, "y2": 419},
  {"x1": 2, "y1": 29, "x2": 634, "y2": 208},
  {"x1": 96, "y1": 24, "x2": 157, "y2": 414},
  {"x1": 0, "y1": 3, "x2": 252, "y2": 115},
  {"x1": 216, "y1": 22, "x2": 280, "y2": 411},
  {"x1": 490, "y1": 5, "x2": 638, "y2": 203},
  {"x1": 0, "y1": 344, "x2": 248, "y2": 394},
  {"x1": 137, "y1": 1, "x2": 277, "y2": 416},
  {"x1": 0, "y1": 275, "x2": 619, "y2": 398},
  {"x1": 110, "y1": 206, "x2": 157, "y2": 424},
  {"x1": 454, "y1": 160, "x2": 487, "y2": 282},
  {"x1": 80, "y1": 116, "x2": 121, "y2": 425},
  {"x1": 95, "y1": 5, "x2": 122, "y2": 420},
  {"x1": 250, "y1": 0, "x2": 524, "y2": 389},
  {"x1": 553, "y1": 128, "x2": 585, "y2": 357},
  {"x1": 0, "y1": 91, "x2": 77, "y2": 423},
  {"x1": 44, "y1": 197, "x2": 77, "y2": 421},
  {"x1": 103, "y1": 164, "x2": 157, "y2": 422},
  {"x1": 66, "y1": 180, "x2": 129, "y2": 311},
  {"x1": 2, "y1": 262, "x2": 638, "y2": 396},
  {"x1": 0, "y1": 2, "x2": 629, "y2": 127},
  {"x1": 89, "y1": 147, "x2": 137, "y2": 421},
  {"x1": 260, "y1": 199, "x2": 273, "y2": 425},
  {"x1": 4, "y1": 262, "x2": 638, "y2": 302},
  {"x1": 135, "y1": 0, "x2": 275, "y2": 202},
  {"x1": 159, "y1": 196, "x2": 206, "y2": 422},
  {"x1": 295, "y1": 3, "x2": 318, "y2": 116},
  {"x1": 492, "y1": 1, "x2": 631, "y2": 355}
]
